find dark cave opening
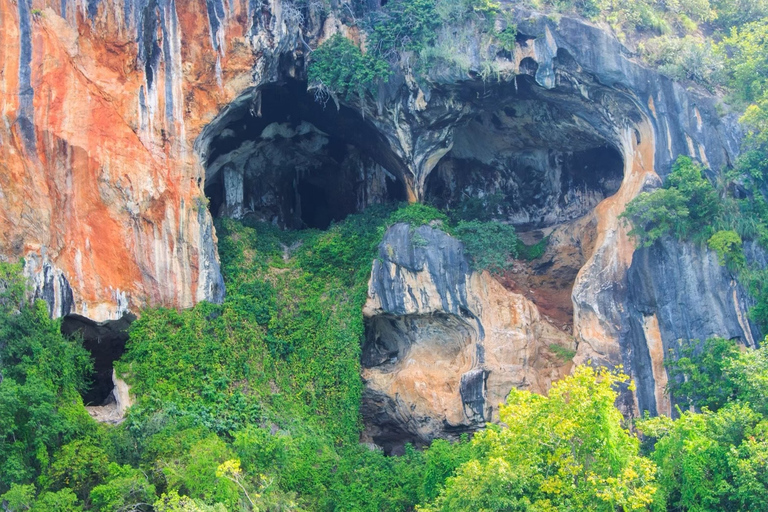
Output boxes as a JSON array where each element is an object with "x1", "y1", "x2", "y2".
[
  {"x1": 61, "y1": 314, "x2": 135, "y2": 406},
  {"x1": 200, "y1": 80, "x2": 406, "y2": 229},
  {"x1": 425, "y1": 102, "x2": 625, "y2": 229}
]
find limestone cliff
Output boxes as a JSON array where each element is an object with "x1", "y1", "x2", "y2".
[
  {"x1": 0, "y1": 0, "x2": 761, "y2": 443},
  {"x1": 362, "y1": 223, "x2": 573, "y2": 452}
]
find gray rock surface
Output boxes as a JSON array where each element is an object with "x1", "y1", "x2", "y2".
[{"x1": 623, "y1": 238, "x2": 762, "y2": 416}]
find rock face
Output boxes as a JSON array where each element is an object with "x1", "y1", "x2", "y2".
[
  {"x1": 362, "y1": 223, "x2": 573, "y2": 453},
  {"x1": 622, "y1": 239, "x2": 761, "y2": 416},
  {"x1": 0, "y1": 0, "x2": 247, "y2": 320},
  {"x1": 0, "y1": 0, "x2": 762, "y2": 442}
]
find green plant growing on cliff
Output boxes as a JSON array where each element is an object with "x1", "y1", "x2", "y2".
[
  {"x1": 0, "y1": 262, "x2": 95, "y2": 494},
  {"x1": 639, "y1": 403, "x2": 768, "y2": 512},
  {"x1": 308, "y1": 33, "x2": 389, "y2": 100},
  {"x1": 708, "y1": 229, "x2": 746, "y2": 269},
  {"x1": 621, "y1": 156, "x2": 720, "y2": 246},
  {"x1": 664, "y1": 337, "x2": 744, "y2": 412},
  {"x1": 453, "y1": 220, "x2": 519, "y2": 272},
  {"x1": 386, "y1": 202, "x2": 449, "y2": 228},
  {"x1": 494, "y1": 12, "x2": 518, "y2": 51},
  {"x1": 641, "y1": 337, "x2": 768, "y2": 511},
  {"x1": 548, "y1": 343, "x2": 577, "y2": 361},
  {"x1": 665, "y1": 336, "x2": 768, "y2": 415}
]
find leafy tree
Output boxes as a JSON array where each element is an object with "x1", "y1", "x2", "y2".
[
  {"x1": 721, "y1": 19, "x2": 768, "y2": 105},
  {"x1": 708, "y1": 229, "x2": 746, "y2": 269},
  {"x1": 307, "y1": 34, "x2": 389, "y2": 100},
  {"x1": 0, "y1": 263, "x2": 94, "y2": 492},
  {"x1": 420, "y1": 366, "x2": 659, "y2": 511},
  {"x1": 666, "y1": 336, "x2": 768, "y2": 414},
  {"x1": 640, "y1": 403, "x2": 768, "y2": 511},
  {"x1": 0, "y1": 483, "x2": 35, "y2": 511},
  {"x1": 621, "y1": 188, "x2": 690, "y2": 246},
  {"x1": 152, "y1": 491, "x2": 226, "y2": 512},
  {"x1": 43, "y1": 440, "x2": 110, "y2": 501},
  {"x1": 89, "y1": 463, "x2": 156, "y2": 512},
  {"x1": 31, "y1": 488, "x2": 83, "y2": 512},
  {"x1": 622, "y1": 156, "x2": 720, "y2": 246},
  {"x1": 665, "y1": 337, "x2": 743, "y2": 412}
]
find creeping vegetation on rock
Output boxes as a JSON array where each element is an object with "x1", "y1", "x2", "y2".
[
  {"x1": 308, "y1": 33, "x2": 390, "y2": 100},
  {"x1": 453, "y1": 219, "x2": 520, "y2": 272}
]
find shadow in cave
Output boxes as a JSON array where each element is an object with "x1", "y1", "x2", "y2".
[
  {"x1": 424, "y1": 83, "x2": 625, "y2": 230},
  {"x1": 200, "y1": 80, "x2": 407, "y2": 229},
  {"x1": 61, "y1": 313, "x2": 135, "y2": 406}
]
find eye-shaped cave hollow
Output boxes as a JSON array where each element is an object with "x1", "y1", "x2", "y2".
[
  {"x1": 425, "y1": 77, "x2": 625, "y2": 230},
  {"x1": 200, "y1": 80, "x2": 407, "y2": 229},
  {"x1": 61, "y1": 313, "x2": 135, "y2": 406}
]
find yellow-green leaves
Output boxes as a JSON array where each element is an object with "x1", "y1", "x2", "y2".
[{"x1": 421, "y1": 366, "x2": 660, "y2": 511}]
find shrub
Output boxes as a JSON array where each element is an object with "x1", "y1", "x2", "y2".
[
  {"x1": 708, "y1": 230, "x2": 746, "y2": 269},
  {"x1": 420, "y1": 367, "x2": 659, "y2": 511},
  {"x1": 308, "y1": 34, "x2": 389, "y2": 100},
  {"x1": 453, "y1": 220, "x2": 519, "y2": 272},
  {"x1": 621, "y1": 156, "x2": 720, "y2": 246}
]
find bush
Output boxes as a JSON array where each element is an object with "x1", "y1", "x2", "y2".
[
  {"x1": 708, "y1": 230, "x2": 746, "y2": 269},
  {"x1": 308, "y1": 34, "x2": 389, "y2": 100},
  {"x1": 621, "y1": 156, "x2": 720, "y2": 246},
  {"x1": 0, "y1": 263, "x2": 94, "y2": 492},
  {"x1": 453, "y1": 220, "x2": 519, "y2": 272},
  {"x1": 420, "y1": 367, "x2": 659, "y2": 511}
]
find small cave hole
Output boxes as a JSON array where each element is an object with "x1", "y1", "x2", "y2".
[
  {"x1": 62, "y1": 314, "x2": 135, "y2": 406},
  {"x1": 519, "y1": 57, "x2": 539, "y2": 76}
]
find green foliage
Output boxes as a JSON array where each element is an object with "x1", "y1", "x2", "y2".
[
  {"x1": 44, "y1": 441, "x2": 109, "y2": 501},
  {"x1": 515, "y1": 236, "x2": 549, "y2": 261},
  {"x1": 666, "y1": 336, "x2": 768, "y2": 415},
  {"x1": 1, "y1": 483, "x2": 35, "y2": 512},
  {"x1": 307, "y1": 34, "x2": 389, "y2": 100},
  {"x1": 639, "y1": 403, "x2": 768, "y2": 511},
  {"x1": 641, "y1": 35, "x2": 723, "y2": 87},
  {"x1": 89, "y1": 463, "x2": 155, "y2": 512},
  {"x1": 721, "y1": 19, "x2": 768, "y2": 105},
  {"x1": 621, "y1": 156, "x2": 720, "y2": 246},
  {"x1": 620, "y1": 188, "x2": 690, "y2": 246},
  {"x1": 665, "y1": 337, "x2": 743, "y2": 412},
  {"x1": 708, "y1": 229, "x2": 746, "y2": 269},
  {"x1": 453, "y1": 220, "x2": 519, "y2": 272},
  {"x1": 0, "y1": 263, "x2": 94, "y2": 493},
  {"x1": 153, "y1": 491, "x2": 227, "y2": 512},
  {"x1": 420, "y1": 366, "x2": 659, "y2": 511},
  {"x1": 549, "y1": 343, "x2": 577, "y2": 361},
  {"x1": 495, "y1": 13, "x2": 518, "y2": 51},
  {"x1": 367, "y1": 0, "x2": 441, "y2": 60},
  {"x1": 386, "y1": 202, "x2": 449, "y2": 228},
  {"x1": 32, "y1": 488, "x2": 83, "y2": 512},
  {"x1": 710, "y1": 0, "x2": 768, "y2": 29}
]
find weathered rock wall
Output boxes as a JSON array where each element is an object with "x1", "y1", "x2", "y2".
[
  {"x1": 362, "y1": 224, "x2": 572, "y2": 452},
  {"x1": 0, "y1": 0, "x2": 267, "y2": 320}
]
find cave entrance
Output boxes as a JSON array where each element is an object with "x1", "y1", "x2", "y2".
[
  {"x1": 425, "y1": 92, "x2": 624, "y2": 230},
  {"x1": 199, "y1": 80, "x2": 406, "y2": 229},
  {"x1": 61, "y1": 314, "x2": 135, "y2": 406}
]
